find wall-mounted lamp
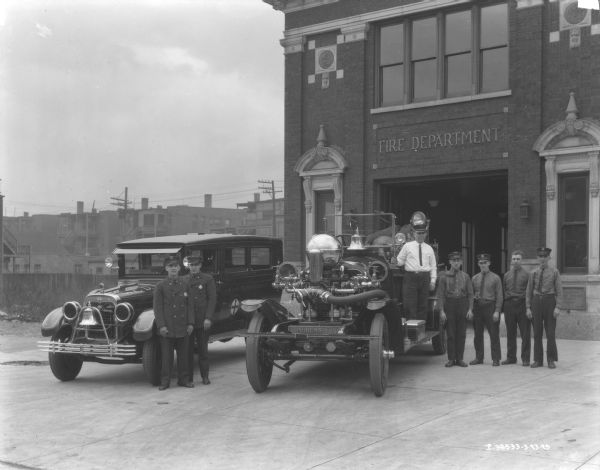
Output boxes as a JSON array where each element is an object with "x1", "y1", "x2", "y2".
[
  {"x1": 520, "y1": 200, "x2": 530, "y2": 219},
  {"x1": 428, "y1": 200, "x2": 439, "y2": 208}
]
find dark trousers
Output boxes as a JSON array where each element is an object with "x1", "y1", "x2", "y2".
[
  {"x1": 473, "y1": 300, "x2": 501, "y2": 362},
  {"x1": 187, "y1": 327, "x2": 210, "y2": 380},
  {"x1": 532, "y1": 294, "x2": 558, "y2": 364},
  {"x1": 504, "y1": 297, "x2": 531, "y2": 363},
  {"x1": 403, "y1": 271, "x2": 430, "y2": 320},
  {"x1": 444, "y1": 297, "x2": 468, "y2": 361},
  {"x1": 160, "y1": 336, "x2": 190, "y2": 386}
]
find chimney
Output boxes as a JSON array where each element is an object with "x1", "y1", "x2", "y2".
[
  {"x1": 254, "y1": 193, "x2": 260, "y2": 202},
  {"x1": 77, "y1": 201, "x2": 84, "y2": 214},
  {"x1": 141, "y1": 197, "x2": 149, "y2": 210},
  {"x1": 204, "y1": 194, "x2": 212, "y2": 208},
  {"x1": 23, "y1": 212, "x2": 29, "y2": 218}
]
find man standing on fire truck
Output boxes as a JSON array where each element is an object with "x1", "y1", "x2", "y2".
[{"x1": 396, "y1": 211, "x2": 437, "y2": 320}]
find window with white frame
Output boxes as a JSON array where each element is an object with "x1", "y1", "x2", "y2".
[{"x1": 378, "y1": 1, "x2": 508, "y2": 107}]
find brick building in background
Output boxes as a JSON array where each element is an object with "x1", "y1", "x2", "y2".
[
  {"x1": 3, "y1": 197, "x2": 248, "y2": 274},
  {"x1": 264, "y1": 0, "x2": 599, "y2": 337}
]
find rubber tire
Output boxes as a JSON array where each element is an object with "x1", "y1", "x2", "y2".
[
  {"x1": 142, "y1": 337, "x2": 162, "y2": 386},
  {"x1": 432, "y1": 318, "x2": 447, "y2": 355},
  {"x1": 48, "y1": 329, "x2": 83, "y2": 382},
  {"x1": 369, "y1": 313, "x2": 389, "y2": 397},
  {"x1": 246, "y1": 311, "x2": 273, "y2": 393}
]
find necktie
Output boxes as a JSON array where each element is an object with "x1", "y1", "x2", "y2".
[
  {"x1": 538, "y1": 267, "x2": 545, "y2": 294},
  {"x1": 512, "y1": 268, "x2": 518, "y2": 294},
  {"x1": 479, "y1": 272, "x2": 486, "y2": 299},
  {"x1": 418, "y1": 243, "x2": 423, "y2": 266}
]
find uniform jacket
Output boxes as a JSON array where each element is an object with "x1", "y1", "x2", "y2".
[
  {"x1": 525, "y1": 265, "x2": 563, "y2": 310},
  {"x1": 186, "y1": 272, "x2": 217, "y2": 324},
  {"x1": 153, "y1": 276, "x2": 194, "y2": 338}
]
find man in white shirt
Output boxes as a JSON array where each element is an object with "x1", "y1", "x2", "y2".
[{"x1": 396, "y1": 212, "x2": 437, "y2": 320}]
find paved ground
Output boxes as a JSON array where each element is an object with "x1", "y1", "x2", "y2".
[{"x1": 1, "y1": 320, "x2": 599, "y2": 470}]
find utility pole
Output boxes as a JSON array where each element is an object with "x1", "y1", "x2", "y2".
[
  {"x1": 258, "y1": 179, "x2": 282, "y2": 238},
  {"x1": 111, "y1": 187, "x2": 132, "y2": 239},
  {"x1": 110, "y1": 187, "x2": 131, "y2": 212}
]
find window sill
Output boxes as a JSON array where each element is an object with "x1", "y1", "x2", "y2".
[{"x1": 371, "y1": 90, "x2": 512, "y2": 115}]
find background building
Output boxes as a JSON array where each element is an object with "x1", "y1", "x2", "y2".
[
  {"x1": 237, "y1": 193, "x2": 285, "y2": 237},
  {"x1": 2, "y1": 196, "x2": 249, "y2": 274},
  {"x1": 265, "y1": 0, "x2": 599, "y2": 337}
]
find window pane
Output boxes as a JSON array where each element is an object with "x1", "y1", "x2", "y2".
[
  {"x1": 564, "y1": 176, "x2": 587, "y2": 221},
  {"x1": 412, "y1": 17, "x2": 437, "y2": 60},
  {"x1": 446, "y1": 53, "x2": 471, "y2": 97},
  {"x1": 563, "y1": 225, "x2": 587, "y2": 268},
  {"x1": 413, "y1": 59, "x2": 437, "y2": 102},
  {"x1": 315, "y1": 191, "x2": 335, "y2": 235},
  {"x1": 481, "y1": 3, "x2": 508, "y2": 49},
  {"x1": 382, "y1": 64, "x2": 404, "y2": 106},
  {"x1": 381, "y1": 23, "x2": 403, "y2": 65},
  {"x1": 250, "y1": 247, "x2": 271, "y2": 267},
  {"x1": 446, "y1": 10, "x2": 471, "y2": 54},
  {"x1": 481, "y1": 47, "x2": 508, "y2": 92}
]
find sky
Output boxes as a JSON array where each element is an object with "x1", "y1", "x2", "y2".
[{"x1": 0, "y1": 0, "x2": 285, "y2": 216}]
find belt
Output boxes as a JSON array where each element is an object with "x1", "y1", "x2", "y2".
[
  {"x1": 505, "y1": 297, "x2": 524, "y2": 301},
  {"x1": 405, "y1": 270, "x2": 430, "y2": 275},
  {"x1": 534, "y1": 293, "x2": 556, "y2": 297},
  {"x1": 475, "y1": 298, "x2": 493, "y2": 303}
]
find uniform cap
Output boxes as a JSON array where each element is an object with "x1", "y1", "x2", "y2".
[
  {"x1": 187, "y1": 255, "x2": 203, "y2": 266},
  {"x1": 476, "y1": 253, "x2": 491, "y2": 262},
  {"x1": 536, "y1": 247, "x2": 551, "y2": 257},
  {"x1": 448, "y1": 251, "x2": 462, "y2": 261},
  {"x1": 164, "y1": 255, "x2": 180, "y2": 267}
]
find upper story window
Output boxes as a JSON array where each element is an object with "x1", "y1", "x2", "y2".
[{"x1": 378, "y1": 2, "x2": 508, "y2": 108}]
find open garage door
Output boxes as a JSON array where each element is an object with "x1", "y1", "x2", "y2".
[{"x1": 378, "y1": 172, "x2": 508, "y2": 275}]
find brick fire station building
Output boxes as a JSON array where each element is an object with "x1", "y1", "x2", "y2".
[{"x1": 265, "y1": 0, "x2": 600, "y2": 337}]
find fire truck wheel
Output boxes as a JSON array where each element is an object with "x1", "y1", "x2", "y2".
[
  {"x1": 142, "y1": 337, "x2": 162, "y2": 386},
  {"x1": 369, "y1": 313, "x2": 389, "y2": 397},
  {"x1": 48, "y1": 329, "x2": 83, "y2": 381},
  {"x1": 246, "y1": 311, "x2": 273, "y2": 393}
]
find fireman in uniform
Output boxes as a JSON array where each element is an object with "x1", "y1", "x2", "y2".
[
  {"x1": 186, "y1": 255, "x2": 217, "y2": 385},
  {"x1": 470, "y1": 253, "x2": 503, "y2": 366},
  {"x1": 526, "y1": 247, "x2": 563, "y2": 369},
  {"x1": 437, "y1": 251, "x2": 473, "y2": 367},
  {"x1": 153, "y1": 255, "x2": 195, "y2": 390},
  {"x1": 396, "y1": 211, "x2": 437, "y2": 320},
  {"x1": 502, "y1": 249, "x2": 531, "y2": 366}
]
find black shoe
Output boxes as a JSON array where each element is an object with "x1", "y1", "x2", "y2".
[
  {"x1": 501, "y1": 359, "x2": 516, "y2": 365},
  {"x1": 469, "y1": 359, "x2": 483, "y2": 365},
  {"x1": 548, "y1": 361, "x2": 556, "y2": 369},
  {"x1": 202, "y1": 377, "x2": 211, "y2": 385},
  {"x1": 522, "y1": 361, "x2": 530, "y2": 367},
  {"x1": 492, "y1": 361, "x2": 500, "y2": 366},
  {"x1": 178, "y1": 382, "x2": 195, "y2": 388},
  {"x1": 530, "y1": 362, "x2": 542, "y2": 368},
  {"x1": 455, "y1": 360, "x2": 468, "y2": 367},
  {"x1": 445, "y1": 360, "x2": 454, "y2": 367},
  {"x1": 158, "y1": 384, "x2": 170, "y2": 391}
]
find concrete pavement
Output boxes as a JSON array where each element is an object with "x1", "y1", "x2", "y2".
[{"x1": 1, "y1": 328, "x2": 599, "y2": 470}]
